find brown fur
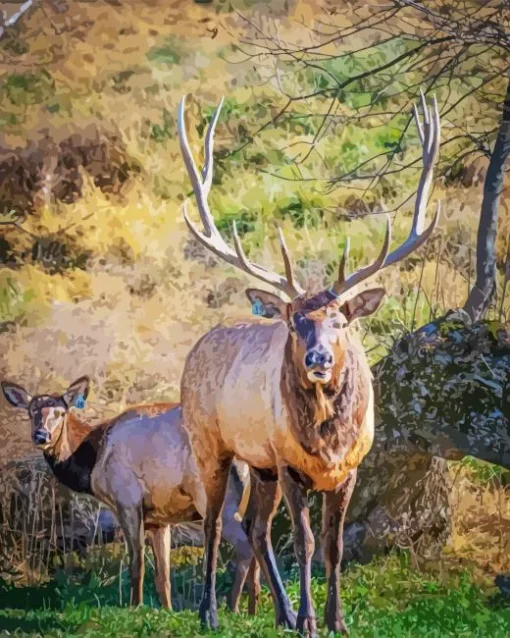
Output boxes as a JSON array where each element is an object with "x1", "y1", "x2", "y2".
[
  {"x1": 60, "y1": 403, "x2": 180, "y2": 461},
  {"x1": 281, "y1": 330, "x2": 371, "y2": 465}
]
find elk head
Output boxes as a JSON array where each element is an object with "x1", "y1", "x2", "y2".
[
  {"x1": 244, "y1": 287, "x2": 386, "y2": 387},
  {"x1": 178, "y1": 92, "x2": 440, "y2": 389},
  {"x1": 1, "y1": 377, "x2": 90, "y2": 450}
]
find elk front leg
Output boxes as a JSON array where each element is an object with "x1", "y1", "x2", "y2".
[
  {"x1": 200, "y1": 455, "x2": 233, "y2": 630},
  {"x1": 280, "y1": 466, "x2": 317, "y2": 637},
  {"x1": 149, "y1": 525, "x2": 172, "y2": 610},
  {"x1": 117, "y1": 505, "x2": 145, "y2": 606},
  {"x1": 322, "y1": 469, "x2": 357, "y2": 635},
  {"x1": 243, "y1": 467, "x2": 296, "y2": 629}
]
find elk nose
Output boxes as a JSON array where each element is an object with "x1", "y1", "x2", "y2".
[
  {"x1": 34, "y1": 430, "x2": 50, "y2": 445},
  {"x1": 304, "y1": 349, "x2": 333, "y2": 369}
]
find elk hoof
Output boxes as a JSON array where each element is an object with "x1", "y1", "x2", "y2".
[
  {"x1": 325, "y1": 616, "x2": 349, "y2": 635},
  {"x1": 276, "y1": 607, "x2": 297, "y2": 629},
  {"x1": 248, "y1": 597, "x2": 259, "y2": 616},
  {"x1": 199, "y1": 603, "x2": 219, "y2": 630},
  {"x1": 225, "y1": 592, "x2": 238, "y2": 614},
  {"x1": 297, "y1": 614, "x2": 318, "y2": 637}
]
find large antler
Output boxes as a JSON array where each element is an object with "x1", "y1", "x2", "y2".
[
  {"x1": 178, "y1": 94, "x2": 305, "y2": 300},
  {"x1": 331, "y1": 91, "x2": 441, "y2": 298}
]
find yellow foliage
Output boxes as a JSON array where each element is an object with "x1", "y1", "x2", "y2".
[{"x1": 8, "y1": 266, "x2": 91, "y2": 318}]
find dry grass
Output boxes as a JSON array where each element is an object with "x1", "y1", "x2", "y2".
[
  {"x1": 447, "y1": 463, "x2": 510, "y2": 575},
  {"x1": 0, "y1": 456, "x2": 107, "y2": 584}
]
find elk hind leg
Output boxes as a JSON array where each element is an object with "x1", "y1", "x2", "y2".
[
  {"x1": 247, "y1": 556, "x2": 261, "y2": 616},
  {"x1": 117, "y1": 504, "x2": 145, "y2": 606},
  {"x1": 221, "y1": 464, "x2": 257, "y2": 614},
  {"x1": 149, "y1": 525, "x2": 172, "y2": 610}
]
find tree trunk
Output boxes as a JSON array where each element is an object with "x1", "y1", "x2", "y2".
[{"x1": 464, "y1": 76, "x2": 510, "y2": 320}]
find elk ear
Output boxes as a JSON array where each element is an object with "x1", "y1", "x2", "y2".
[
  {"x1": 62, "y1": 376, "x2": 90, "y2": 409},
  {"x1": 341, "y1": 287, "x2": 386, "y2": 323},
  {"x1": 246, "y1": 288, "x2": 289, "y2": 319},
  {"x1": 1, "y1": 381, "x2": 32, "y2": 410}
]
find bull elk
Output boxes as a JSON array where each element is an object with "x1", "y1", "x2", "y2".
[
  {"x1": 177, "y1": 91, "x2": 440, "y2": 635},
  {"x1": 1, "y1": 376, "x2": 260, "y2": 613}
]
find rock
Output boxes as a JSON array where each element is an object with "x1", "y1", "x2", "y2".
[{"x1": 495, "y1": 574, "x2": 510, "y2": 597}]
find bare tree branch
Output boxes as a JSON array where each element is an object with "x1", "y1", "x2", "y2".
[{"x1": 0, "y1": 0, "x2": 37, "y2": 40}]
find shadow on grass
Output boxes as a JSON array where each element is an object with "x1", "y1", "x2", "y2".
[
  {"x1": 0, "y1": 563, "x2": 239, "y2": 636},
  {"x1": 0, "y1": 578, "x2": 62, "y2": 610},
  {"x1": 487, "y1": 592, "x2": 510, "y2": 610},
  {"x1": 0, "y1": 610, "x2": 75, "y2": 636}
]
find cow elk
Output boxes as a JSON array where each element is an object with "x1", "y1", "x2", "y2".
[
  {"x1": 177, "y1": 91, "x2": 440, "y2": 635},
  {"x1": 1, "y1": 376, "x2": 260, "y2": 613}
]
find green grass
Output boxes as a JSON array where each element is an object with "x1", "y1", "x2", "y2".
[
  {"x1": 459, "y1": 456, "x2": 508, "y2": 483},
  {"x1": 0, "y1": 554, "x2": 508, "y2": 637}
]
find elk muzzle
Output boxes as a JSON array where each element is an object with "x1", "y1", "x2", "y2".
[
  {"x1": 304, "y1": 348, "x2": 333, "y2": 384},
  {"x1": 34, "y1": 429, "x2": 51, "y2": 446}
]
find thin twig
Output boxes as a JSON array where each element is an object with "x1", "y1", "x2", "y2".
[{"x1": 0, "y1": 0, "x2": 37, "y2": 39}]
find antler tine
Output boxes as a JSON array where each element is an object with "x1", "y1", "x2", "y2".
[
  {"x1": 202, "y1": 97, "x2": 224, "y2": 191},
  {"x1": 178, "y1": 95, "x2": 304, "y2": 300},
  {"x1": 412, "y1": 102, "x2": 425, "y2": 146},
  {"x1": 231, "y1": 222, "x2": 304, "y2": 298},
  {"x1": 337, "y1": 236, "x2": 350, "y2": 285},
  {"x1": 331, "y1": 92, "x2": 441, "y2": 298},
  {"x1": 277, "y1": 227, "x2": 303, "y2": 298},
  {"x1": 232, "y1": 220, "x2": 260, "y2": 276},
  {"x1": 422, "y1": 89, "x2": 433, "y2": 156},
  {"x1": 332, "y1": 216, "x2": 391, "y2": 297},
  {"x1": 178, "y1": 94, "x2": 218, "y2": 238},
  {"x1": 383, "y1": 93, "x2": 441, "y2": 267}
]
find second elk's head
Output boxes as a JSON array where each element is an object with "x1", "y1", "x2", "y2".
[{"x1": 1, "y1": 377, "x2": 90, "y2": 450}]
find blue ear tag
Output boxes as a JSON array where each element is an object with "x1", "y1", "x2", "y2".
[
  {"x1": 328, "y1": 287, "x2": 341, "y2": 299},
  {"x1": 251, "y1": 299, "x2": 265, "y2": 316},
  {"x1": 74, "y1": 393, "x2": 86, "y2": 409}
]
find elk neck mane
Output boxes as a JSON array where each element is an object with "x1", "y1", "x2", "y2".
[
  {"x1": 280, "y1": 329, "x2": 371, "y2": 462},
  {"x1": 43, "y1": 412, "x2": 110, "y2": 495}
]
